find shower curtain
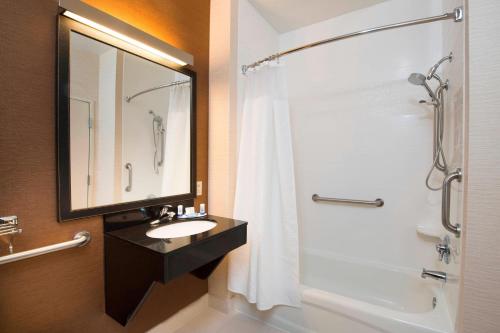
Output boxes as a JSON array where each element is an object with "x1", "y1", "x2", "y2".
[
  {"x1": 228, "y1": 64, "x2": 300, "y2": 310},
  {"x1": 161, "y1": 82, "x2": 190, "y2": 195}
]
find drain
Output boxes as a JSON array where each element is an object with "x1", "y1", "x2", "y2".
[{"x1": 432, "y1": 297, "x2": 437, "y2": 309}]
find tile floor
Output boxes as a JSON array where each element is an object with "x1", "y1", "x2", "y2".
[{"x1": 173, "y1": 307, "x2": 287, "y2": 333}]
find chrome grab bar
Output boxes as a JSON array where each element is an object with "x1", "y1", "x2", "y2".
[
  {"x1": 312, "y1": 194, "x2": 384, "y2": 207},
  {"x1": 0, "y1": 231, "x2": 91, "y2": 265},
  {"x1": 442, "y1": 168, "x2": 462, "y2": 237},
  {"x1": 125, "y1": 163, "x2": 132, "y2": 192}
]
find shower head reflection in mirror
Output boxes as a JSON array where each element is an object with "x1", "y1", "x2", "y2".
[{"x1": 149, "y1": 110, "x2": 166, "y2": 174}]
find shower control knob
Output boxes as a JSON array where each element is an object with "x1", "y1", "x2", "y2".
[{"x1": 435, "y1": 235, "x2": 451, "y2": 264}]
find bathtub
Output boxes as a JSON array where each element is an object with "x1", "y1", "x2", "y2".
[{"x1": 232, "y1": 249, "x2": 454, "y2": 333}]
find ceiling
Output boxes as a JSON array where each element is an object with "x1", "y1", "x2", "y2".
[{"x1": 247, "y1": 0, "x2": 388, "y2": 33}]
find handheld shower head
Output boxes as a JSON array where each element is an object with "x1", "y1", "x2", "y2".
[
  {"x1": 408, "y1": 73, "x2": 426, "y2": 86},
  {"x1": 426, "y1": 53, "x2": 453, "y2": 80},
  {"x1": 408, "y1": 73, "x2": 439, "y2": 103}
]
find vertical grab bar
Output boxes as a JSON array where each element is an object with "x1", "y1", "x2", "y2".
[
  {"x1": 442, "y1": 168, "x2": 461, "y2": 237},
  {"x1": 158, "y1": 129, "x2": 165, "y2": 167},
  {"x1": 125, "y1": 163, "x2": 132, "y2": 192}
]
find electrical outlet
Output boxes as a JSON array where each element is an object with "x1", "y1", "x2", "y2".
[{"x1": 196, "y1": 181, "x2": 202, "y2": 196}]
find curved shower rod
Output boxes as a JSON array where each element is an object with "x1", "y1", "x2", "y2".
[
  {"x1": 126, "y1": 80, "x2": 191, "y2": 103},
  {"x1": 242, "y1": 7, "x2": 464, "y2": 74}
]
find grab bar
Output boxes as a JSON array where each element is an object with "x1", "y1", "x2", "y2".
[
  {"x1": 312, "y1": 194, "x2": 384, "y2": 207},
  {"x1": 0, "y1": 231, "x2": 91, "y2": 265},
  {"x1": 442, "y1": 168, "x2": 462, "y2": 237},
  {"x1": 125, "y1": 163, "x2": 132, "y2": 192}
]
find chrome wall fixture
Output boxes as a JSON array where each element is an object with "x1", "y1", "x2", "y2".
[
  {"x1": 149, "y1": 111, "x2": 166, "y2": 173},
  {"x1": 421, "y1": 268, "x2": 447, "y2": 282},
  {"x1": 0, "y1": 216, "x2": 22, "y2": 253},
  {"x1": 0, "y1": 231, "x2": 91, "y2": 265},
  {"x1": 312, "y1": 194, "x2": 384, "y2": 207},
  {"x1": 242, "y1": 7, "x2": 464, "y2": 74},
  {"x1": 409, "y1": 53, "x2": 453, "y2": 191},
  {"x1": 442, "y1": 168, "x2": 462, "y2": 237}
]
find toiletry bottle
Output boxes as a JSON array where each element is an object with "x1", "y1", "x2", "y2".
[
  {"x1": 177, "y1": 205, "x2": 183, "y2": 216},
  {"x1": 200, "y1": 203, "x2": 206, "y2": 215}
]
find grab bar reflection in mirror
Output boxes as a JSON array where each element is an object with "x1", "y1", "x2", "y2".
[
  {"x1": 312, "y1": 194, "x2": 384, "y2": 207},
  {"x1": 125, "y1": 163, "x2": 132, "y2": 192},
  {"x1": 0, "y1": 231, "x2": 91, "y2": 265}
]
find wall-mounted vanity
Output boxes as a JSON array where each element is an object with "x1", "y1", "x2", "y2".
[{"x1": 56, "y1": 0, "x2": 246, "y2": 326}]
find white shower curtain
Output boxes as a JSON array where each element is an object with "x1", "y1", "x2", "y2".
[
  {"x1": 228, "y1": 64, "x2": 300, "y2": 310},
  {"x1": 161, "y1": 82, "x2": 190, "y2": 195}
]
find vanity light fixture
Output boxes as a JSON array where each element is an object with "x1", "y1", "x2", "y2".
[{"x1": 59, "y1": 0, "x2": 193, "y2": 67}]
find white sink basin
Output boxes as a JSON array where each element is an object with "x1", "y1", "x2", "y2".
[{"x1": 146, "y1": 220, "x2": 217, "y2": 239}]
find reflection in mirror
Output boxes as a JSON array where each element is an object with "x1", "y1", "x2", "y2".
[{"x1": 69, "y1": 32, "x2": 191, "y2": 210}]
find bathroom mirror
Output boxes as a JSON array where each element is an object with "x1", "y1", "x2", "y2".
[{"x1": 57, "y1": 16, "x2": 196, "y2": 221}]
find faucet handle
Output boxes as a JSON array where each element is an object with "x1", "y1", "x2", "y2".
[{"x1": 435, "y1": 235, "x2": 451, "y2": 264}]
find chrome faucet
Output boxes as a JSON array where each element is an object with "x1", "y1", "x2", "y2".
[
  {"x1": 436, "y1": 235, "x2": 451, "y2": 264},
  {"x1": 421, "y1": 268, "x2": 447, "y2": 282},
  {"x1": 159, "y1": 205, "x2": 176, "y2": 221},
  {"x1": 150, "y1": 205, "x2": 176, "y2": 226}
]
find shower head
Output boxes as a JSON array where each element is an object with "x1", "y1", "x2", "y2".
[
  {"x1": 408, "y1": 73, "x2": 439, "y2": 103},
  {"x1": 408, "y1": 73, "x2": 427, "y2": 86},
  {"x1": 426, "y1": 53, "x2": 453, "y2": 80}
]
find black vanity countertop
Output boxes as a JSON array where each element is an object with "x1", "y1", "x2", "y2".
[
  {"x1": 104, "y1": 215, "x2": 247, "y2": 325},
  {"x1": 105, "y1": 215, "x2": 247, "y2": 255}
]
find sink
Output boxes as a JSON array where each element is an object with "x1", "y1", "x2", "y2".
[
  {"x1": 105, "y1": 214, "x2": 247, "y2": 326},
  {"x1": 146, "y1": 220, "x2": 217, "y2": 239}
]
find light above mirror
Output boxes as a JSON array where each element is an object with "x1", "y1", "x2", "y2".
[
  {"x1": 62, "y1": 11, "x2": 187, "y2": 66},
  {"x1": 59, "y1": 0, "x2": 193, "y2": 67}
]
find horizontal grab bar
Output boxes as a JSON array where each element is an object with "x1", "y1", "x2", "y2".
[
  {"x1": 0, "y1": 231, "x2": 91, "y2": 265},
  {"x1": 312, "y1": 194, "x2": 384, "y2": 207}
]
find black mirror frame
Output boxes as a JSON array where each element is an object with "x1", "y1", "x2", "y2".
[{"x1": 57, "y1": 15, "x2": 197, "y2": 221}]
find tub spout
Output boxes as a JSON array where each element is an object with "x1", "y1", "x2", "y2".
[{"x1": 421, "y1": 268, "x2": 447, "y2": 282}]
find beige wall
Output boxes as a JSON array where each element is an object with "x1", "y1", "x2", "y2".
[
  {"x1": 207, "y1": 0, "x2": 239, "y2": 307},
  {"x1": 460, "y1": 0, "x2": 500, "y2": 332}
]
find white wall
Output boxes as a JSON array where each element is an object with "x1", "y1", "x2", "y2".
[
  {"x1": 280, "y1": 0, "x2": 445, "y2": 271},
  {"x1": 461, "y1": 1, "x2": 500, "y2": 332},
  {"x1": 94, "y1": 48, "x2": 117, "y2": 206},
  {"x1": 69, "y1": 46, "x2": 99, "y2": 209},
  {"x1": 207, "y1": 0, "x2": 279, "y2": 309},
  {"x1": 441, "y1": 0, "x2": 466, "y2": 328},
  {"x1": 236, "y1": 0, "x2": 279, "y2": 136},
  {"x1": 208, "y1": 0, "x2": 239, "y2": 308}
]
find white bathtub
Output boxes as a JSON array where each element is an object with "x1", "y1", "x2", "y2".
[{"x1": 232, "y1": 249, "x2": 454, "y2": 333}]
